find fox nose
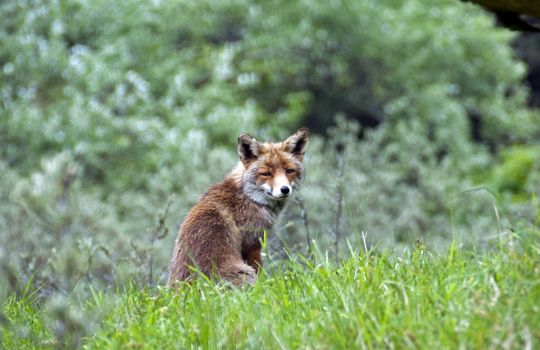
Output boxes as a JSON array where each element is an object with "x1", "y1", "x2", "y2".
[{"x1": 280, "y1": 186, "x2": 290, "y2": 195}]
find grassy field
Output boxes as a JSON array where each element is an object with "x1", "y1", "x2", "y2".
[{"x1": 2, "y1": 234, "x2": 539, "y2": 349}]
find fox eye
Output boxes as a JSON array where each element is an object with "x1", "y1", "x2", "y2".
[
  {"x1": 286, "y1": 168, "x2": 295, "y2": 174},
  {"x1": 260, "y1": 172, "x2": 272, "y2": 177}
]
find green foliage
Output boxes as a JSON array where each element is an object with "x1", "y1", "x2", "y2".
[
  {"x1": 283, "y1": 117, "x2": 505, "y2": 252},
  {"x1": 0, "y1": 152, "x2": 178, "y2": 301},
  {"x1": 0, "y1": 0, "x2": 297, "y2": 193},
  {"x1": 2, "y1": 236, "x2": 539, "y2": 349},
  {"x1": 1, "y1": 287, "x2": 113, "y2": 349},
  {"x1": 491, "y1": 145, "x2": 540, "y2": 196},
  {"x1": 2, "y1": 2, "x2": 540, "y2": 344},
  {"x1": 2, "y1": 0, "x2": 538, "y2": 191}
]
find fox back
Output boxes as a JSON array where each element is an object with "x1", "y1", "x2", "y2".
[{"x1": 168, "y1": 128, "x2": 309, "y2": 286}]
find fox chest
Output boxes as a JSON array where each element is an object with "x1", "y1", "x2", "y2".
[
  {"x1": 241, "y1": 230, "x2": 264, "y2": 251},
  {"x1": 238, "y1": 206, "x2": 277, "y2": 249}
]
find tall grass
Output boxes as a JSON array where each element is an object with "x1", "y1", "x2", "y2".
[{"x1": 2, "y1": 231, "x2": 539, "y2": 349}]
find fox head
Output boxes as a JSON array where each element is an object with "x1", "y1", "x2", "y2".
[{"x1": 236, "y1": 128, "x2": 309, "y2": 206}]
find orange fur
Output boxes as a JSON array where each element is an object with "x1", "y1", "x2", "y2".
[{"x1": 168, "y1": 128, "x2": 309, "y2": 286}]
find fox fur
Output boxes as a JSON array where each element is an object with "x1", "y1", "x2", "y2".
[{"x1": 168, "y1": 128, "x2": 309, "y2": 286}]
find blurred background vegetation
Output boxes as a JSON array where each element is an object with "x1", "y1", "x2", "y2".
[{"x1": 1, "y1": 0, "x2": 540, "y2": 308}]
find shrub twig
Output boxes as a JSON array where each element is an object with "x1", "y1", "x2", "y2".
[
  {"x1": 294, "y1": 195, "x2": 313, "y2": 257},
  {"x1": 148, "y1": 195, "x2": 174, "y2": 286},
  {"x1": 334, "y1": 142, "x2": 345, "y2": 261}
]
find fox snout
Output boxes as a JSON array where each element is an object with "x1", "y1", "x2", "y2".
[{"x1": 262, "y1": 175, "x2": 293, "y2": 200}]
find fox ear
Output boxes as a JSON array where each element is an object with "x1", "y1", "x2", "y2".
[
  {"x1": 285, "y1": 127, "x2": 309, "y2": 159},
  {"x1": 237, "y1": 134, "x2": 260, "y2": 163}
]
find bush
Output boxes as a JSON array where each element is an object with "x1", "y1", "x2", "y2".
[{"x1": 1, "y1": 0, "x2": 540, "y2": 301}]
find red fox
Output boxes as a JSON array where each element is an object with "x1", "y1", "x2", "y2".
[{"x1": 168, "y1": 128, "x2": 309, "y2": 286}]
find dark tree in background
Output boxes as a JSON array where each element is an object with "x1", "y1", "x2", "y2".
[
  {"x1": 514, "y1": 34, "x2": 540, "y2": 107},
  {"x1": 464, "y1": 0, "x2": 540, "y2": 108}
]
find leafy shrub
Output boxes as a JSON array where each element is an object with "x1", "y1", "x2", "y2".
[{"x1": 1, "y1": 0, "x2": 540, "y2": 303}]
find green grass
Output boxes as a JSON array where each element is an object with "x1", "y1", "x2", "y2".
[
  {"x1": 1, "y1": 293, "x2": 53, "y2": 349},
  {"x1": 2, "y1": 237, "x2": 540, "y2": 349}
]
